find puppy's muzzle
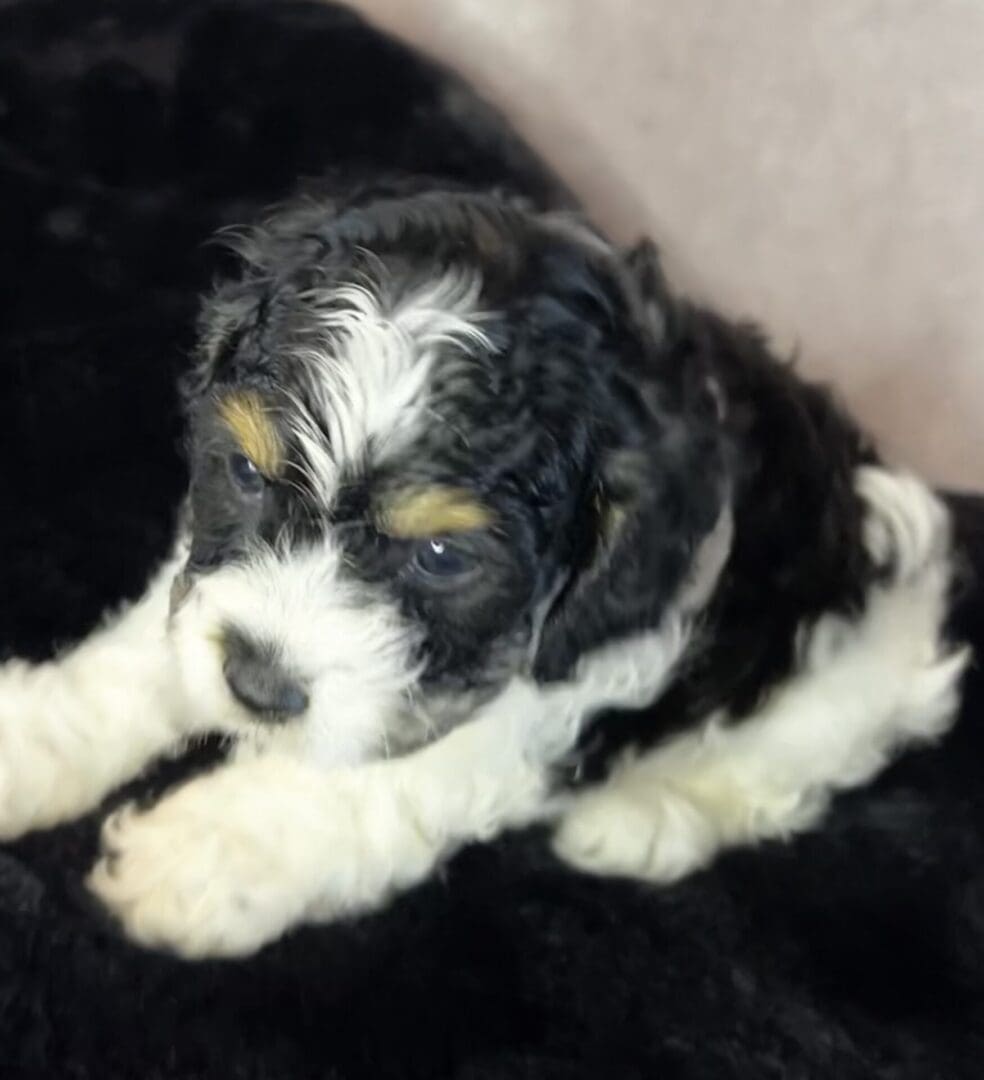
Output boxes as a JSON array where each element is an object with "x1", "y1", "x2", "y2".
[{"x1": 221, "y1": 629, "x2": 309, "y2": 721}]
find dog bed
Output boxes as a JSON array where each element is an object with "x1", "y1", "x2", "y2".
[{"x1": 1, "y1": 3, "x2": 982, "y2": 1076}]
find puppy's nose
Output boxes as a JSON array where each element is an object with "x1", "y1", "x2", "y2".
[{"x1": 222, "y1": 630, "x2": 308, "y2": 720}]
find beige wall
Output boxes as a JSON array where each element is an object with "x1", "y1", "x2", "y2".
[{"x1": 351, "y1": 0, "x2": 983, "y2": 490}]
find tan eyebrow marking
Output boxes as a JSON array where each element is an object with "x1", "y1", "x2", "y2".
[
  {"x1": 217, "y1": 391, "x2": 283, "y2": 476},
  {"x1": 378, "y1": 486, "x2": 493, "y2": 538}
]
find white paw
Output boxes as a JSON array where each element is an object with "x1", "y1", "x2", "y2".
[
  {"x1": 87, "y1": 759, "x2": 350, "y2": 958},
  {"x1": 86, "y1": 755, "x2": 441, "y2": 959},
  {"x1": 552, "y1": 786, "x2": 718, "y2": 885}
]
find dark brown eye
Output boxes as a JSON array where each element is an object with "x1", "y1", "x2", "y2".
[{"x1": 229, "y1": 452, "x2": 264, "y2": 495}]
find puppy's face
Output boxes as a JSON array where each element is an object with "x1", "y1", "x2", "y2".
[{"x1": 168, "y1": 192, "x2": 726, "y2": 765}]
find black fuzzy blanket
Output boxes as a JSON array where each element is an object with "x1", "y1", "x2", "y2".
[{"x1": 1, "y1": 3, "x2": 982, "y2": 1076}]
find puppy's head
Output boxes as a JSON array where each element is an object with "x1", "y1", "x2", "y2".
[{"x1": 169, "y1": 189, "x2": 728, "y2": 764}]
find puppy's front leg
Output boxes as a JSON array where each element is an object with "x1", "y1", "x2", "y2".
[
  {"x1": 0, "y1": 543, "x2": 196, "y2": 839},
  {"x1": 87, "y1": 688, "x2": 550, "y2": 958},
  {"x1": 88, "y1": 628, "x2": 685, "y2": 959}
]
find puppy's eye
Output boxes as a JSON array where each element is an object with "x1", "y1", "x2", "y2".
[
  {"x1": 228, "y1": 452, "x2": 265, "y2": 495},
  {"x1": 412, "y1": 538, "x2": 477, "y2": 582}
]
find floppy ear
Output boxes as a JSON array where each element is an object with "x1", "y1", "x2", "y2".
[{"x1": 531, "y1": 239, "x2": 730, "y2": 682}]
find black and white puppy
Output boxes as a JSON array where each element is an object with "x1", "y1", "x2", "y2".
[{"x1": 0, "y1": 184, "x2": 969, "y2": 958}]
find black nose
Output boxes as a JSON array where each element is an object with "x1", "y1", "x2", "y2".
[{"x1": 222, "y1": 630, "x2": 309, "y2": 720}]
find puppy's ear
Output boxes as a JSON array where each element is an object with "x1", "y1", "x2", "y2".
[
  {"x1": 531, "y1": 438, "x2": 727, "y2": 684},
  {"x1": 531, "y1": 240, "x2": 729, "y2": 682}
]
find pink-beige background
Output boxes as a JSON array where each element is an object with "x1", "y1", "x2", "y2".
[{"x1": 351, "y1": 0, "x2": 983, "y2": 490}]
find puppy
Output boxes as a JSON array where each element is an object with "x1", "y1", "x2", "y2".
[{"x1": 0, "y1": 186, "x2": 969, "y2": 958}]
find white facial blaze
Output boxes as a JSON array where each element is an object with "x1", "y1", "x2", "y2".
[
  {"x1": 163, "y1": 269, "x2": 498, "y2": 765},
  {"x1": 289, "y1": 267, "x2": 493, "y2": 507}
]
